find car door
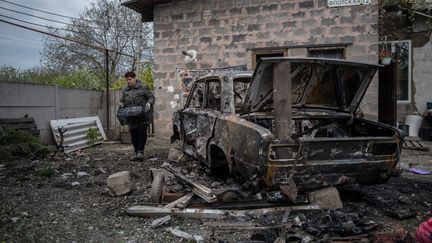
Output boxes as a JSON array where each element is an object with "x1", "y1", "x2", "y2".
[{"x1": 180, "y1": 78, "x2": 222, "y2": 163}]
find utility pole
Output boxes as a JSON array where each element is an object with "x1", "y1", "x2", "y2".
[
  {"x1": 105, "y1": 49, "x2": 110, "y2": 138},
  {"x1": 134, "y1": 21, "x2": 143, "y2": 73}
]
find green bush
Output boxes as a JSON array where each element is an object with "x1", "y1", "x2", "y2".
[
  {"x1": 0, "y1": 128, "x2": 51, "y2": 161},
  {"x1": 0, "y1": 65, "x2": 104, "y2": 90},
  {"x1": 138, "y1": 64, "x2": 154, "y2": 90},
  {"x1": 51, "y1": 68, "x2": 103, "y2": 90},
  {"x1": 111, "y1": 64, "x2": 154, "y2": 90},
  {"x1": 87, "y1": 127, "x2": 100, "y2": 146}
]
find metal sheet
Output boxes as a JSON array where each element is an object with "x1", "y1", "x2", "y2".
[{"x1": 50, "y1": 116, "x2": 106, "y2": 153}]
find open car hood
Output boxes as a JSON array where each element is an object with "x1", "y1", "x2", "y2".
[{"x1": 242, "y1": 57, "x2": 380, "y2": 115}]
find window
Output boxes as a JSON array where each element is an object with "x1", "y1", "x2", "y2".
[
  {"x1": 233, "y1": 77, "x2": 250, "y2": 112},
  {"x1": 308, "y1": 48, "x2": 345, "y2": 59},
  {"x1": 206, "y1": 80, "x2": 221, "y2": 110},
  {"x1": 252, "y1": 50, "x2": 286, "y2": 68},
  {"x1": 338, "y1": 68, "x2": 364, "y2": 107},
  {"x1": 187, "y1": 82, "x2": 205, "y2": 108},
  {"x1": 379, "y1": 40, "x2": 411, "y2": 103}
]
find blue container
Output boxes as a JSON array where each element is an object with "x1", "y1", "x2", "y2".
[{"x1": 427, "y1": 102, "x2": 432, "y2": 110}]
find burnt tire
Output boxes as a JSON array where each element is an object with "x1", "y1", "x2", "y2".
[{"x1": 149, "y1": 175, "x2": 165, "y2": 203}]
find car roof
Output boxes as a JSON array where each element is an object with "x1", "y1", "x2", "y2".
[{"x1": 195, "y1": 70, "x2": 252, "y2": 81}]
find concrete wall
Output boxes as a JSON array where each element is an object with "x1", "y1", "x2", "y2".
[
  {"x1": 152, "y1": 0, "x2": 379, "y2": 138},
  {"x1": 0, "y1": 82, "x2": 105, "y2": 144}
]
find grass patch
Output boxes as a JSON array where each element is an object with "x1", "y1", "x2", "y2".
[{"x1": 38, "y1": 167, "x2": 54, "y2": 177}]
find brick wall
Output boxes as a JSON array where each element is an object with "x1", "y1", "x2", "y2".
[{"x1": 152, "y1": 0, "x2": 379, "y2": 138}]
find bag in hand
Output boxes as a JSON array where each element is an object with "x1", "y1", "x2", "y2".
[{"x1": 116, "y1": 105, "x2": 149, "y2": 125}]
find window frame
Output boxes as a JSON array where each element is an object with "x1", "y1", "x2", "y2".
[
  {"x1": 307, "y1": 47, "x2": 346, "y2": 59},
  {"x1": 185, "y1": 80, "x2": 206, "y2": 109},
  {"x1": 379, "y1": 40, "x2": 412, "y2": 104},
  {"x1": 205, "y1": 78, "x2": 222, "y2": 111},
  {"x1": 252, "y1": 49, "x2": 287, "y2": 69}
]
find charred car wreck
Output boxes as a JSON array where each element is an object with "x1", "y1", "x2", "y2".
[{"x1": 171, "y1": 58, "x2": 402, "y2": 192}]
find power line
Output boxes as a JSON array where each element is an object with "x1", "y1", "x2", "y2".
[
  {"x1": 0, "y1": 1, "x2": 155, "y2": 36},
  {"x1": 0, "y1": 33, "x2": 41, "y2": 46},
  {"x1": 0, "y1": 6, "x2": 70, "y2": 25},
  {"x1": 0, "y1": 17, "x2": 134, "y2": 58},
  {"x1": 0, "y1": 13, "x2": 76, "y2": 33},
  {"x1": 0, "y1": 13, "x2": 148, "y2": 38},
  {"x1": 0, "y1": 6, "x2": 105, "y2": 30},
  {"x1": 0, "y1": 0, "x2": 81, "y2": 20}
]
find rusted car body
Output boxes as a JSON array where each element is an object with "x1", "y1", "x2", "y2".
[{"x1": 172, "y1": 58, "x2": 402, "y2": 191}]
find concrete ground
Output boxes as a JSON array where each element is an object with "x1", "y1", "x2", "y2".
[{"x1": 399, "y1": 140, "x2": 432, "y2": 183}]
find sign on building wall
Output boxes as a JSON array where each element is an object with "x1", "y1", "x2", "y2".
[{"x1": 327, "y1": 0, "x2": 371, "y2": 7}]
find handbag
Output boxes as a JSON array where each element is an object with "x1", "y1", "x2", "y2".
[{"x1": 116, "y1": 105, "x2": 148, "y2": 125}]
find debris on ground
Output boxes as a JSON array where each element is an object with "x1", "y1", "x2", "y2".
[
  {"x1": 50, "y1": 116, "x2": 106, "y2": 153},
  {"x1": 106, "y1": 171, "x2": 132, "y2": 196},
  {"x1": 151, "y1": 215, "x2": 171, "y2": 229},
  {"x1": 0, "y1": 142, "x2": 431, "y2": 242},
  {"x1": 409, "y1": 167, "x2": 431, "y2": 175}
]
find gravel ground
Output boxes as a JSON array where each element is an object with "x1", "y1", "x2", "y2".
[{"x1": 0, "y1": 139, "x2": 431, "y2": 242}]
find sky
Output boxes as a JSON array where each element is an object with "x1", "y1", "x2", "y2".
[{"x1": 0, "y1": 0, "x2": 96, "y2": 69}]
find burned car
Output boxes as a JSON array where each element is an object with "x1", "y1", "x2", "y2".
[{"x1": 171, "y1": 58, "x2": 402, "y2": 191}]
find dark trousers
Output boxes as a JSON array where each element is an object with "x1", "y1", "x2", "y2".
[{"x1": 130, "y1": 124, "x2": 148, "y2": 153}]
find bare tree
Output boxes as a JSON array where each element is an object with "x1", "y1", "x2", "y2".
[{"x1": 41, "y1": 0, "x2": 153, "y2": 82}]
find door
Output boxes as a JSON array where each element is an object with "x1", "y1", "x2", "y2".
[{"x1": 180, "y1": 79, "x2": 222, "y2": 162}]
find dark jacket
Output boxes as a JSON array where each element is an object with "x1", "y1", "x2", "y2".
[{"x1": 120, "y1": 80, "x2": 155, "y2": 126}]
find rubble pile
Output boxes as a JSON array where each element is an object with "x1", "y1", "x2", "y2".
[{"x1": 127, "y1": 157, "x2": 422, "y2": 242}]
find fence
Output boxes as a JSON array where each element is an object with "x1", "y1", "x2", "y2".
[
  {"x1": 0, "y1": 82, "x2": 154, "y2": 144},
  {"x1": 0, "y1": 82, "x2": 105, "y2": 144}
]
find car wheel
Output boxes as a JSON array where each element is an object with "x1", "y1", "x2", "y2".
[{"x1": 149, "y1": 174, "x2": 165, "y2": 203}]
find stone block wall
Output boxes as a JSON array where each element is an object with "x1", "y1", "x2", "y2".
[{"x1": 152, "y1": 0, "x2": 379, "y2": 138}]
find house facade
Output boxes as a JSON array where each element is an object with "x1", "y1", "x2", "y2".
[
  {"x1": 378, "y1": 2, "x2": 432, "y2": 139},
  {"x1": 124, "y1": 0, "x2": 380, "y2": 138},
  {"x1": 380, "y1": 4, "x2": 432, "y2": 118}
]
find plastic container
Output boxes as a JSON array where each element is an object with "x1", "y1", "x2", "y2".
[
  {"x1": 405, "y1": 115, "x2": 423, "y2": 137},
  {"x1": 398, "y1": 124, "x2": 409, "y2": 136},
  {"x1": 420, "y1": 128, "x2": 432, "y2": 141}
]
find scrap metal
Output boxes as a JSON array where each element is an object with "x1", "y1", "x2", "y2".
[
  {"x1": 172, "y1": 58, "x2": 402, "y2": 191},
  {"x1": 126, "y1": 204, "x2": 321, "y2": 219},
  {"x1": 162, "y1": 163, "x2": 217, "y2": 203}
]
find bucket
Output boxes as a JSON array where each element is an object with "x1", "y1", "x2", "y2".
[
  {"x1": 405, "y1": 115, "x2": 423, "y2": 137},
  {"x1": 398, "y1": 124, "x2": 409, "y2": 136},
  {"x1": 420, "y1": 128, "x2": 432, "y2": 141}
]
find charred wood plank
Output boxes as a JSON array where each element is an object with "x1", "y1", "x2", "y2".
[
  {"x1": 164, "y1": 192, "x2": 194, "y2": 209},
  {"x1": 273, "y1": 61, "x2": 292, "y2": 139}
]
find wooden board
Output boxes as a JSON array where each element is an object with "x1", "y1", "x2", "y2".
[
  {"x1": 0, "y1": 117, "x2": 40, "y2": 137},
  {"x1": 403, "y1": 136, "x2": 429, "y2": 151}
]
